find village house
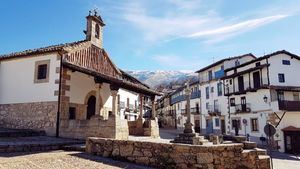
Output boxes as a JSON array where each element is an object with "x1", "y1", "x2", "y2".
[
  {"x1": 160, "y1": 81, "x2": 201, "y2": 132},
  {"x1": 222, "y1": 50, "x2": 300, "y2": 153},
  {"x1": 0, "y1": 11, "x2": 160, "y2": 140},
  {"x1": 196, "y1": 54, "x2": 256, "y2": 135}
]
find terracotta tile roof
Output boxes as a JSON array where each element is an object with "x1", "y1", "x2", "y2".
[{"x1": 0, "y1": 40, "x2": 87, "y2": 61}]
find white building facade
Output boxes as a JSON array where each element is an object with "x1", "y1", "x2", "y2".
[
  {"x1": 196, "y1": 54, "x2": 256, "y2": 135},
  {"x1": 169, "y1": 82, "x2": 201, "y2": 132},
  {"x1": 223, "y1": 50, "x2": 300, "y2": 153}
]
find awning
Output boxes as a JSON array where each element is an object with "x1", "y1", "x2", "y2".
[{"x1": 282, "y1": 126, "x2": 300, "y2": 132}]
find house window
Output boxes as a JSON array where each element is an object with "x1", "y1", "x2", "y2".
[
  {"x1": 217, "y1": 82, "x2": 222, "y2": 96},
  {"x1": 278, "y1": 73, "x2": 285, "y2": 83},
  {"x1": 293, "y1": 93, "x2": 299, "y2": 101},
  {"x1": 251, "y1": 118, "x2": 259, "y2": 132},
  {"x1": 206, "y1": 87, "x2": 209, "y2": 99},
  {"x1": 206, "y1": 102, "x2": 209, "y2": 109},
  {"x1": 34, "y1": 60, "x2": 50, "y2": 83},
  {"x1": 229, "y1": 79, "x2": 232, "y2": 85},
  {"x1": 232, "y1": 118, "x2": 241, "y2": 129},
  {"x1": 230, "y1": 98, "x2": 235, "y2": 106},
  {"x1": 215, "y1": 118, "x2": 220, "y2": 127},
  {"x1": 69, "y1": 107, "x2": 76, "y2": 120},
  {"x1": 37, "y1": 64, "x2": 47, "y2": 79},
  {"x1": 235, "y1": 60, "x2": 240, "y2": 66},
  {"x1": 282, "y1": 60, "x2": 291, "y2": 65},
  {"x1": 127, "y1": 98, "x2": 130, "y2": 108},
  {"x1": 255, "y1": 62, "x2": 261, "y2": 67},
  {"x1": 277, "y1": 91, "x2": 284, "y2": 101},
  {"x1": 208, "y1": 70, "x2": 213, "y2": 81},
  {"x1": 211, "y1": 87, "x2": 214, "y2": 93}
]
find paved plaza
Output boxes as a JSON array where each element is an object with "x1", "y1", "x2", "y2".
[
  {"x1": 271, "y1": 151, "x2": 300, "y2": 169},
  {"x1": 0, "y1": 150, "x2": 153, "y2": 169}
]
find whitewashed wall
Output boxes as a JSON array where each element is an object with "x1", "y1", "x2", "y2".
[
  {"x1": 0, "y1": 53, "x2": 60, "y2": 104},
  {"x1": 68, "y1": 71, "x2": 138, "y2": 118},
  {"x1": 269, "y1": 53, "x2": 300, "y2": 86}
]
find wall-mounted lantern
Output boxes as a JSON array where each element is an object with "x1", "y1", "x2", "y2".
[{"x1": 263, "y1": 95, "x2": 268, "y2": 103}]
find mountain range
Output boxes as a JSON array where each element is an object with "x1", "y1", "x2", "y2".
[{"x1": 126, "y1": 70, "x2": 198, "y2": 90}]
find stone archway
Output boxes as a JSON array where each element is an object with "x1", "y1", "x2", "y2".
[
  {"x1": 84, "y1": 90, "x2": 103, "y2": 119},
  {"x1": 86, "y1": 95, "x2": 96, "y2": 119}
]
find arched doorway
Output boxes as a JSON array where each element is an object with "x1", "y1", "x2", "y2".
[{"x1": 86, "y1": 95, "x2": 96, "y2": 119}]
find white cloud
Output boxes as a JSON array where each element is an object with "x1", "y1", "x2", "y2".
[
  {"x1": 186, "y1": 15, "x2": 288, "y2": 42},
  {"x1": 120, "y1": 0, "x2": 290, "y2": 44},
  {"x1": 153, "y1": 54, "x2": 210, "y2": 70}
]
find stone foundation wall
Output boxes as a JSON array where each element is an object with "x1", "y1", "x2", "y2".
[
  {"x1": 0, "y1": 102, "x2": 58, "y2": 136},
  {"x1": 86, "y1": 138, "x2": 270, "y2": 169},
  {"x1": 128, "y1": 118, "x2": 160, "y2": 138},
  {"x1": 59, "y1": 115, "x2": 129, "y2": 140}
]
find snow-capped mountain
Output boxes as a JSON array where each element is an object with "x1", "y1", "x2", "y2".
[{"x1": 126, "y1": 70, "x2": 198, "y2": 89}]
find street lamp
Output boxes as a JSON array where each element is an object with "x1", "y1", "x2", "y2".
[{"x1": 263, "y1": 95, "x2": 268, "y2": 103}]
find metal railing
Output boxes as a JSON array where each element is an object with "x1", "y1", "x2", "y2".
[
  {"x1": 207, "y1": 104, "x2": 221, "y2": 115},
  {"x1": 235, "y1": 103, "x2": 251, "y2": 113}
]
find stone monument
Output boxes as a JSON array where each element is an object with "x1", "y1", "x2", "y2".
[{"x1": 171, "y1": 80, "x2": 210, "y2": 145}]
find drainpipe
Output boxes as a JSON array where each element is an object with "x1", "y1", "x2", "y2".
[{"x1": 56, "y1": 52, "x2": 64, "y2": 137}]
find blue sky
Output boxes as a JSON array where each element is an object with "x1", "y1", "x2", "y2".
[{"x1": 0, "y1": 0, "x2": 300, "y2": 71}]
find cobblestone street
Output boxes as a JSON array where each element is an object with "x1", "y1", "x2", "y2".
[
  {"x1": 271, "y1": 151, "x2": 300, "y2": 169},
  {"x1": 0, "y1": 150, "x2": 153, "y2": 169}
]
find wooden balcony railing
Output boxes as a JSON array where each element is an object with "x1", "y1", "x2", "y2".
[{"x1": 278, "y1": 100, "x2": 300, "y2": 111}]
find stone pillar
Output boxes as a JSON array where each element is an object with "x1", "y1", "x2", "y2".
[
  {"x1": 151, "y1": 97, "x2": 156, "y2": 119},
  {"x1": 139, "y1": 94, "x2": 144, "y2": 119},
  {"x1": 95, "y1": 83, "x2": 102, "y2": 116},
  {"x1": 111, "y1": 90, "x2": 118, "y2": 116},
  {"x1": 184, "y1": 80, "x2": 194, "y2": 134}
]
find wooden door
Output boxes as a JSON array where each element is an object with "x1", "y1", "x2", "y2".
[
  {"x1": 253, "y1": 71, "x2": 261, "y2": 88},
  {"x1": 238, "y1": 76, "x2": 244, "y2": 92},
  {"x1": 241, "y1": 97, "x2": 246, "y2": 112}
]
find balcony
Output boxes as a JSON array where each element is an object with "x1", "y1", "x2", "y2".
[
  {"x1": 191, "y1": 90, "x2": 201, "y2": 99},
  {"x1": 278, "y1": 100, "x2": 300, "y2": 111},
  {"x1": 170, "y1": 95, "x2": 185, "y2": 104},
  {"x1": 234, "y1": 103, "x2": 251, "y2": 113},
  {"x1": 191, "y1": 107, "x2": 200, "y2": 114},
  {"x1": 224, "y1": 78, "x2": 269, "y2": 96},
  {"x1": 207, "y1": 105, "x2": 221, "y2": 116}
]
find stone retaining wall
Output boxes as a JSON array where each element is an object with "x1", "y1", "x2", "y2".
[
  {"x1": 60, "y1": 115, "x2": 129, "y2": 140},
  {"x1": 86, "y1": 137, "x2": 270, "y2": 169},
  {"x1": 0, "y1": 102, "x2": 57, "y2": 136}
]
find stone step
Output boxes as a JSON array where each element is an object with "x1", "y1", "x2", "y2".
[
  {"x1": 0, "y1": 136, "x2": 85, "y2": 153},
  {"x1": 242, "y1": 141, "x2": 257, "y2": 149},
  {"x1": 254, "y1": 148, "x2": 267, "y2": 155},
  {"x1": 258, "y1": 155, "x2": 271, "y2": 169},
  {"x1": 62, "y1": 144, "x2": 86, "y2": 152},
  {"x1": 0, "y1": 128, "x2": 45, "y2": 138}
]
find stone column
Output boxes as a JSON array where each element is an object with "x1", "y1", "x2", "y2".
[
  {"x1": 95, "y1": 83, "x2": 102, "y2": 116},
  {"x1": 151, "y1": 97, "x2": 156, "y2": 119},
  {"x1": 139, "y1": 94, "x2": 144, "y2": 119},
  {"x1": 184, "y1": 80, "x2": 194, "y2": 134},
  {"x1": 111, "y1": 90, "x2": 118, "y2": 116}
]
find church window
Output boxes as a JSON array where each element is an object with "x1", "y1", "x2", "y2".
[{"x1": 34, "y1": 60, "x2": 50, "y2": 83}]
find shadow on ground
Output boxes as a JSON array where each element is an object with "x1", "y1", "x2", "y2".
[{"x1": 69, "y1": 152, "x2": 154, "y2": 169}]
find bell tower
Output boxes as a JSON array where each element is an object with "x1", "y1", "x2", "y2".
[{"x1": 85, "y1": 10, "x2": 105, "y2": 48}]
